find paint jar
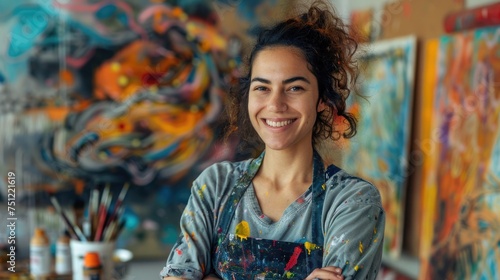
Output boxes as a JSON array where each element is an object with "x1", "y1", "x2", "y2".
[
  {"x1": 55, "y1": 232, "x2": 72, "y2": 275},
  {"x1": 83, "y1": 252, "x2": 102, "y2": 280},
  {"x1": 70, "y1": 240, "x2": 114, "y2": 280},
  {"x1": 30, "y1": 228, "x2": 51, "y2": 278}
]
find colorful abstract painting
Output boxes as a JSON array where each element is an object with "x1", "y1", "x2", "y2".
[
  {"x1": 0, "y1": 0, "x2": 288, "y2": 259},
  {"x1": 419, "y1": 27, "x2": 500, "y2": 279},
  {"x1": 340, "y1": 36, "x2": 417, "y2": 257}
]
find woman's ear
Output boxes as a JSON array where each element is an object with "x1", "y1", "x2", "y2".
[{"x1": 317, "y1": 100, "x2": 327, "y2": 112}]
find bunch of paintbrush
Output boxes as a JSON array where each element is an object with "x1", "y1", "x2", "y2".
[
  {"x1": 88, "y1": 183, "x2": 129, "y2": 242},
  {"x1": 50, "y1": 183, "x2": 129, "y2": 242}
]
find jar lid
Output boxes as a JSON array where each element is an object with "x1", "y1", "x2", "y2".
[
  {"x1": 34, "y1": 228, "x2": 46, "y2": 237},
  {"x1": 84, "y1": 252, "x2": 102, "y2": 268}
]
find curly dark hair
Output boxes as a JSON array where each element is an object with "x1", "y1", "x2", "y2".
[{"x1": 224, "y1": 0, "x2": 359, "y2": 150}]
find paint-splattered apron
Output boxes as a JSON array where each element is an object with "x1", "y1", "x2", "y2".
[{"x1": 213, "y1": 151, "x2": 327, "y2": 280}]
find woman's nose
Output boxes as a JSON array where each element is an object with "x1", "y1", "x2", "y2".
[{"x1": 267, "y1": 91, "x2": 287, "y2": 112}]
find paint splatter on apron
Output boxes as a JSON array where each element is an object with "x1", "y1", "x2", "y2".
[{"x1": 213, "y1": 151, "x2": 327, "y2": 279}]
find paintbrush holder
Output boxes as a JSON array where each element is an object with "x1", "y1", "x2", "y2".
[{"x1": 70, "y1": 240, "x2": 115, "y2": 280}]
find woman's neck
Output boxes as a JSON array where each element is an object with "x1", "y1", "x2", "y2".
[{"x1": 257, "y1": 147, "x2": 315, "y2": 191}]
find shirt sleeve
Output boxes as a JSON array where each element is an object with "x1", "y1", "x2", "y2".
[
  {"x1": 159, "y1": 165, "x2": 222, "y2": 280},
  {"x1": 322, "y1": 178, "x2": 386, "y2": 280}
]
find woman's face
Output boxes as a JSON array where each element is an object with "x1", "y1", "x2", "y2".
[{"x1": 248, "y1": 46, "x2": 325, "y2": 152}]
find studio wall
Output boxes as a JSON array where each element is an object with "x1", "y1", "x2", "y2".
[{"x1": 0, "y1": 0, "x2": 292, "y2": 259}]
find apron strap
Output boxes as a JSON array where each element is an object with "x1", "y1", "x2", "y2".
[
  {"x1": 216, "y1": 151, "x2": 265, "y2": 237},
  {"x1": 310, "y1": 150, "x2": 326, "y2": 270},
  {"x1": 311, "y1": 150, "x2": 326, "y2": 246}
]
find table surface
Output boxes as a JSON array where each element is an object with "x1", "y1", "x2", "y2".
[{"x1": 127, "y1": 259, "x2": 165, "y2": 280}]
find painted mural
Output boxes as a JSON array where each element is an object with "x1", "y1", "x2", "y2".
[
  {"x1": 0, "y1": 0, "x2": 286, "y2": 258},
  {"x1": 419, "y1": 27, "x2": 500, "y2": 279},
  {"x1": 340, "y1": 36, "x2": 417, "y2": 257}
]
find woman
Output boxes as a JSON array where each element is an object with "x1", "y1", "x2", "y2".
[{"x1": 161, "y1": 1, "x2": 385, "y2": 279}]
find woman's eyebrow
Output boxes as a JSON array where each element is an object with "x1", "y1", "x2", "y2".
[
  {"x1": 250, "y1": 76, "x2": 310, "y2": 84},
  {"x1": 283, "y1": 76, "x2": 310, "y2": 85},
  {"x1": 250, "y1": 77, "x2": 271, "y2": 84}
]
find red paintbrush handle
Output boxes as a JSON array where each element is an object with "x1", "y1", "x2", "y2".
[{"x1": 94, "y1": 206, "x2": 107, "y2": 241}]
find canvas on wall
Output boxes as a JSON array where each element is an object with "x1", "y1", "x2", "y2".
[
  {"x1": 340, "y1": 36, "x2": 417, "y2": 257},
  {"x1": 419, "y1": 26, "x2": 500, "y2": 279},
  {"x1": 0, "y1": 0, "x2": 289, "y2": 259}
]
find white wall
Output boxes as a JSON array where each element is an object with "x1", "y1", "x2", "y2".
[{"x1": 466, "y1": 0, "x2": 500, "y2": 8}]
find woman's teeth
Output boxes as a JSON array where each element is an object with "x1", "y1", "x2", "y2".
[{"x1": 266, "y1": 119, "x2": 293, "y2": 127}]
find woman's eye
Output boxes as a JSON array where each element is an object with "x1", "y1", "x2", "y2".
[
  {"x1": 289, "y1": 86, "x2": 304, "y2": 92},
  {"x1": 253, "y1": 86, "x2": 268, "y2": 91}
]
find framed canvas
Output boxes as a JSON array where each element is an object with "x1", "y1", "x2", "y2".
[
  {"x1": 340, "y1": 35, "x2": 417, "y2": 257},
  {"x1": 419, "y1": 27, "x2": 500, "y2": 279}
]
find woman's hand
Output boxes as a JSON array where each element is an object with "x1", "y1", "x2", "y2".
[{"x1": 305, "y1": 266, "x2": 344, "y2": 280}]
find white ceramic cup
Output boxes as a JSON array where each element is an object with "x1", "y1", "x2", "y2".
[{"x1": 70, "y1": 240, "x2": 115, "y2": 280}]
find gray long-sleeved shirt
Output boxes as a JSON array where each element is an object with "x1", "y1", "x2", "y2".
[{"x1": 160, "y1": 157, "x2": 385, "y2": 280}]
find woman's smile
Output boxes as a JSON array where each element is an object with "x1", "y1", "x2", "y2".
[{"x1": 264, "y1": 118, "x2": 297, "y2": 128}]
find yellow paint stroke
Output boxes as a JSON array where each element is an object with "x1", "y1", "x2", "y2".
[
  {"x1": 197, "y1": 184, "x2": 207, "y2": 200},
  {"x1": 235, "y1": 220, "x2": 250, "y2": 240},
  {"x1": 359, "y1": 241, "x2": 364, "y2": 254},
  {"x1": 285, "y1": 271, "x2": 295, "y2": 278},
  {"x1": 322, "y1": 183, "x2": 326, "y2": 190},
  {"x1": 304, "y1": 242, "x2": 319, "y2": 255},
  {"x1": 354, "y1": 265, "x2": 359, "y2": 271},
  {"x1": 374, "y1": 227, "x2": 377, "y2": 234}
]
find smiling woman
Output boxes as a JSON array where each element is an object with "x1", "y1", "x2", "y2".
[
  {"x1": 247, "y1": 46, "x2": 323, "y2": 154},
  {"x1": 160, "y1": 1, "x2": 386, "y2": 279}
]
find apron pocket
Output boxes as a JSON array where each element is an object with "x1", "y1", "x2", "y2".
[{"x1": 216, "y1": 234, "x2": 320, "y2": 279}]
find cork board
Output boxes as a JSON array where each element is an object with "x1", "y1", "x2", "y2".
[{"x1": 379, "y1": 0, "x2": 464, "y2": 40}]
